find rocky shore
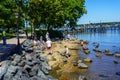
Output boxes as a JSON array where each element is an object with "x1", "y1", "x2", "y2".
[{"x1": 1, "y1": 38, "x2": 120, "y2": 80}]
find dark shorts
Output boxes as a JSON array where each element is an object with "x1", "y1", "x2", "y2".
[{"x1": 47, "y1": 47, "x2": 51, "y2": 50}]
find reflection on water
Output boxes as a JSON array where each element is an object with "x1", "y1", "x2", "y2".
[{"x1": 76, "y1": 29, "x2": 120, "y2": 80}]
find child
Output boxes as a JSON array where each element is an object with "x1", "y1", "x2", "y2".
[{"x1": 64, "y1": 46, "x2": 70, "y2": 58}]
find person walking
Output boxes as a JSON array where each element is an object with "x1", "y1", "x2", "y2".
[
  {"x1": 2, "y1": 30, "x2": 7, "y2": 45},
  {"x1": 46, "y1": 38, "x2": 52, "y2": 55},
  {"x1": 45, "y1": 32, "x2": 49, "y2": 41}
]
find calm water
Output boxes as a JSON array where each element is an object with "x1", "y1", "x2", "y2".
[{"x1": 75, "y1": 29, "x2": 120, "y2": 80}]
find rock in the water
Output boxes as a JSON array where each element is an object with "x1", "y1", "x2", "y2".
[
  {"x1": 115, "y1": 54, "x2": 120, "y2": 57},
  {"x1": 83, "y1": 58, "x2": 92, "y2": 63},
  {"x1": 114, "y1": 60, "x2": 118, "y2": 64},
  {"x1": 105, "y1": 52, "x2": 114, "y2": 56},
  {"x1": 78, "y1": 63, "x2": 88, "y2": 69}
]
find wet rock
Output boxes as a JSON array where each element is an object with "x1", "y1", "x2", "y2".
[
  {"x1": 114, "y1": 60, "x2": 118, "y2": 64},
  {"x1": 93, "y1": 48, "x2": 102, "y2": 52},
  {"x1": 82, "y1": 46, "x2": 88, "y2": 50},
  {"x1": 116, "y1": 71, "x2": 120, "y2": 76},
  {"x1": 96, "y1": 53, "x2": 102, "y2": 57},
  {"x1": 83, "y1": 50, "x2": 90, "y2": 54},
  {"x1": 78, "y1": 63, "x2": 88, "y2": 69},
  {"x1": 93, "y1": 42, "x2": 99, "y2": 48},
  {"x1": 104, "y1": 49, "x2": 109, "y2": 53},
  {"x1": 105, "y1": 52, "x2": 114, "y2": 56},
  {"x1": 115, "y1": 54, "x2": 120, "y2": 57},
  {"x1": 83, "y1": 58, "x2": 92, "y2": 63}
]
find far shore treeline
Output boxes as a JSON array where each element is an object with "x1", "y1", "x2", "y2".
[{"x1": 0, "y1": 0, "x2": 86, "y2": 32}]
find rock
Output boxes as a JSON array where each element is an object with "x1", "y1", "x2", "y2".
[
  {"x1": 104, "y1": 49, "x2": 109, "y2": 53},
  {"x1": 0, "y1": 66, "x2": 8, "y2": 80},
  {"x1": 83, "y1": 50, "x2": 90, "y2": 54},
  {"x1": 96, "y1": 53, "x2": 102, "y2": 57},
  {"x1": 63, "y1": 58, "x2": 67, "y2": 62},
  {"x1": 37, "y1": 69, "x2": 47, "y2": 79},
  {"x1": 34, "y1": 49, "x2": 42, "y2": 53},
  {"x1": 41, "y1": 62, "x2": 51, "y2": 70},
  {"x1": 78, "y1": 75, "x2": 87, "y2": 80},
  {"x1": 60, "y1": 52, "x2": 65, "y2": 56},
  {"x1": 82, "y1": 46, "x2": 88, "y2": 50},
  {"x1": 46, "y1": 75, "x2": 57, "y2": 80},
  {"x1": 24, "y1": 65, "x2": 32, "y2": 73},
  {"x1": 18, "y1": 60, "x2": 26, "y2": 67},
  {"x1": 41, "y1": 66, "x2": 49, "y2": 74},
  {"x1": 93, "y1": 48, "x2": 102, "y2": 52},
  {"x1": 13, "y1": 55, "x2": 21, "y2": 63},
  {"x1": 78, "y1": 63, "x2": 88, "y2": 69},
  {"x1": 30, "y1": 76, "x2": 44, "y2": 80},
  {"x1": 4, "y1": 65, "x2": 18, "y2": 80},
  {"x1": 40, "y1": 56, "x2": 48, "y2": 62},
  {"x1": 105, "y1": 52, "x2": 114, "y2": 56},
  {"x1": 25, "y1": 54, "x2": 32, "y2": 61},
  {"x1": 78, "y1": 60, "x2": 82, "y2": 63},
  {"x1": 114, "y1": 60, "x2": 118, "y2": 64},
  {"x1": 72, "y1": 61, "x2": 78, "y2": 66},
  {"x1": 115, "y1": 54, "x2": 120, "y2": 57},
  {"x1": 83, "y1": 58, "x2": 92, "y2": 63},
  {"x1": 20, "y1": 74, "x2": 29, "y2": 80}
]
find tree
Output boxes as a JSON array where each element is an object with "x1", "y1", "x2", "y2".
[{"x1": 28, "y1": 0, "x2": 86, "y2": 30}]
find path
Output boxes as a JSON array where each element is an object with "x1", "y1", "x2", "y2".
[{"x1": 0, "y1": 33, "x2": 30, "y2": 61}]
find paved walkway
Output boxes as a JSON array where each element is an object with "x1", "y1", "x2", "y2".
[{"x1": 0, "y1": 34, "x2": 29, "y2": 61}]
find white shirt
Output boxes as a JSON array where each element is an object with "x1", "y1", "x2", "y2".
[
  {"x1": 66, "y1": 47, "x2": 69, "y2": 54},
  {"x1": 46, "y1": 40, "x2": 52, "y2": 47}
]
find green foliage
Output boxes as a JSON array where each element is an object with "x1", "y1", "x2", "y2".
[
  {"x1": 0, "y1": 0, "x2": 86, "y2": 34},
  {"x1": 49, "y1": 30, "x2": 64, "y2": 39},
  {"x1": 35, "y1": 29, "x2": 64, "y2": 39}
]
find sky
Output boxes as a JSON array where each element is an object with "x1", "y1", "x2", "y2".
[{"x1": 77, "y1": 0, "x2": 120, "y2": 24}]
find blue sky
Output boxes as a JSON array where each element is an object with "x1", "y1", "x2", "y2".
[{"x1": 77, "y1": 0, "x2": 120, "y2": 24}]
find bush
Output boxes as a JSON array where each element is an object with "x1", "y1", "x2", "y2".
[{"x1": 35, "y1": 29, "x2": 64, "y2": 40}]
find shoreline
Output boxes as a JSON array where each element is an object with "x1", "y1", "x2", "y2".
[{"x1": 41, "y1": 38, "x2": 82, "y2": 79}]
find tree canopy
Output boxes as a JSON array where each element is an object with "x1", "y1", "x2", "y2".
[{"x1": 0, "y1": 0, "x2": 86, "y2": 31}]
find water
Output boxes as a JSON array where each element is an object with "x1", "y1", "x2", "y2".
[{"x1": 75, "y1": 29, "x2": 120, "y2": 80}]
